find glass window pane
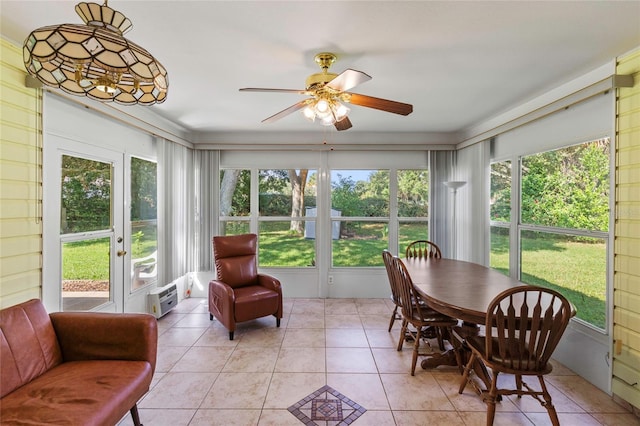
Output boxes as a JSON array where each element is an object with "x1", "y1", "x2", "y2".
[
  {"x1": 62, "y1": 237, "x2": 110, "y2": 311},
  {"x1": 61, "y1": 155, "x2": 111, "y2": 233},
  {"x1": 220, "y1": 169, "x2": 250, "y2": 216},
  {"x1": 332, "y1": 221, "x2": 388, "y2": 267},
  {"x1": 258, "y1": 221, "x2": 316, "y2": 267},
  {"x1": 491, "y1": 161, "x2": 511, "y2": 222},
  {"x1": 130, "y1": 157, "x2": 157, "y2": 291},
  {"x1": 520, "y1": 230, "x2": 606, "y2": 329},
  {"x1": 331, "y1": 170, "x2": 389, "y2": 217},
  {"x1": 220, "y1": 220, "x2": 250, "y2": 236},
  {"x1": 490, "y1": 226, "x2": 509, "y2": 276},
  {"x1": 397, "y1": 169, "x2": 429, "y2": 217},
  {"x1": 399, "y1": 221, "x2": 429, "y2": 256},
  {"x1": 521, "y1": 139, "x2": 609, "y2": 231},
  {"x1": 259, "y1": 169, "x2": 318, "y2": 219}
]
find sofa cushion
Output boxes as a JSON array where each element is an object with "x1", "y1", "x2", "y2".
[
  {"x1": 0, "y1": 299, "x2": 63, "y2": 398},
  {"x1": 0, "y1": 359, "x2": 153, "y2": 425}
]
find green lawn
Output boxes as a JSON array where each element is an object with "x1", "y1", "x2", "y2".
[{"x1": 63, "y1": 222, "x2": 605, "y2": 328}]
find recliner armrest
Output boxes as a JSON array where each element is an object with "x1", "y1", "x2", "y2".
[
  {"x1": 50, "y1": 312, "x2": 157, "y2": 374},
  {"x1": 257, "y1": 274, "x2": 281, "y2": 292}
]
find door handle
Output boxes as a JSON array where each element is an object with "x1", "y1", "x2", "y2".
[{"x1": 117, "y1": 250, "x2": 127, "y2": 257}]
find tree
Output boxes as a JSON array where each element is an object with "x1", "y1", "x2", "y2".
[
  {"x1": 288, "y1": 169, "x2": 308, "y2": 233},
  {"x1": 220, "y1": 169, "x2": 241, "y2": 216}
]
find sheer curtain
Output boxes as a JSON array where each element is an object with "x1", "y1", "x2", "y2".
[
  {"x1": 429, "y1": 150, "x2": 456, "y2": 258},
  {"x1": 157, "y1": 138, "x2": 195, "y2": 286},
  {"x1": 193, "y1": 149, "x2": 219, "y2": 272},
  {"x1": 456, "y1": 140, "x2": 490, "y2": 265}
]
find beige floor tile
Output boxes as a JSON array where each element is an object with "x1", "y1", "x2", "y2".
[
  {"x1": 366, "y1": 328, "x2": 400, "y2": 348},
  {"x1": 505, "y1": 377, "x2": 585, "y2": 413},
  {"x1": 360, "y1": 314, "x2": 392, "y2": 329},
  {"x1": 356, "y1": 410, "x2": 396, "y2": 425},
  {"x1": 140, "y1": 372, "x2": 217, "y2": 409},
  {"x1": 281, "y1": 328, "x2": 325, "y2": 347},
  {"x1": 291, "y1": 299, "x2": 325, "y2": 315},
  {"x1": 435, "y1": 372, "x2": 520, "y2": 413},
  {"x1": 171, "y1": 297, "x2": 205, "y2": 313},
  {"x1": 274, "y1": 347, "x2": 325, "y2": 373},
  {"x1": 157, "y1": 311, "x2": 186, "y2": 328},
  {"x1": 169, "y1": 346, "x2": 233, "y2": 373},
  {"x1": 590, "y1": 412, "x2": 640, "y2": 425},
  {"x1": 324, "y1": 299, "x2": 359, "y2": 315},
  {"x1": 460, "y1": 411, "x2": 535, "y2": 426},
  {"x1": 356, "y1": 298, "x2": 392, "y2": 315},
  {"x1": 327, "y1": 373, "x2": 390, "y2": 410},
  {"x1": 547, "y1": 375, "x2": 629, "y2": 413},
  {"x1": 326, "y1": 347, "x2": 378, "y2": 373},
  {"x1": 526, "y1": 412, "x2": 603, "y2": 425},
  {"x1": 172, "y1": 313, "x2": 214, "y2": 328},
  {"x1": 371, "y1": 347, "x2": 416, "y2": 374},
  {"x1": 287, "y1": 312, "x2": 324, "y2": 328},
  {"x1": 157, "y1": 327, "x2": 207, "y2": 347},
  {"x1": 324, "y1": 314, "x2": 363, "y2": 329},
  {"x1": 222, "y1": 346, "x2": 279, "y2": 372},
  {"x1": 258, "y1": 409, "x2": 308, "y2": 425},
  {"x1": 262, "y1": 372, "x2": 326, "y2": 409},
  {"x1": 380, "y1": 372, "x2": 455, "y2": 411},
  {"x1": 393, "y1": 410, "x2": 466, "y2": 425},
  {"x1": 201, "y1": 372, "x2": 271, "y2": 409},
  {"x1": 192, "y1": 327, "x2": 240, "y2": 347},
  {"x1": 235, "y1": 327, "x2": 286, "y2": 347},
  {"x1": 118, "y1": 408, "x2": 195, "y2": 426},
  {"x1": 189, "y1": 409, "x2": 261, "y2": 425},
  {"x1": 326, "y1": 328, "x2": 369, "y2": 347},
  {"x1": 154, "y1": 346, "x2": 190, "y2": 373}
]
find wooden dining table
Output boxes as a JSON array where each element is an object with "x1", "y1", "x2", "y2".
[{"x1": 402, "y1": 256, "x2": 528, "y2": 376}]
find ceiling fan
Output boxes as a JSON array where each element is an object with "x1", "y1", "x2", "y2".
[{"x1": 239, "y1": 52, "x2": 413, "y2": 131}]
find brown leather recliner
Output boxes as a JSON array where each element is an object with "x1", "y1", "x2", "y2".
[{"x1": 209, "y1": 233, "x2": 283, "y2": 340}]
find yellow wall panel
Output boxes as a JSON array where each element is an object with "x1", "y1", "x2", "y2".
[
  {"x1": 615, "y1": 326, "x2": 640, "y2": 354},
  {"x1": 0, "y1": 235, "x2": 41, "y2": 257},
  {"x1": 614, "y1": 48, "x2": 640, "y2": 409},
  {"x1": 616, "y1": 273, "x2": 640, "y2": 296},
  {"x1": 0, "y1": 253, "x2": 41, "y2": 277},
  {"x1": 618, "y1": 130, "x2": 640, "y2": 150},
  {"x1": 0, "y1": 37, "x2": 41, "y2": 305}
]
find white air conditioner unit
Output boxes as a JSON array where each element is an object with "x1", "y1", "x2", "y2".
[{"x1": 148, "y1": 283, "x2": 178, "y2": 318}]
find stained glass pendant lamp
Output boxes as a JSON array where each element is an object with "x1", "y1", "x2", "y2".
[{"x1": 23, "y1": 1, "x2": 168, "y2": 105}]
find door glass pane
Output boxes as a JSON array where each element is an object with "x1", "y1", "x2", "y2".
[
  {"x1": 399, "y1": 221, "x2": 429, "y2": 256},
  {"x1": 62, "y1": 237, "x2": 110, "y2": 311},
  {"x1": 520, "y1": 230, "x2": 606, "y2": 329},
  {"x1": 61, "y1": 155, "x2": 111, "y2": 233},
  {"x1": 130, "y1": 157, "x2": 157, "y2": 292}
]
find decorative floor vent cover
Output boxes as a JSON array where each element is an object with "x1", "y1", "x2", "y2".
[{"x1": 288, "y1": 385, "x2": 366, "y2": 425}]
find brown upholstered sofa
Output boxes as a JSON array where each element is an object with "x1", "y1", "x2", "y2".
[{"x1": 0, "y1": 299, "x2": 157, "y2": 426}]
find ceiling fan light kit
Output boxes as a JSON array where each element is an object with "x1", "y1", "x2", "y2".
[
  {"x1": 23, "y1": 0, "x2": 168, "y2": 105},
  {"x1": 240, "y1": 52, "x2": 413, "y2": 131}
]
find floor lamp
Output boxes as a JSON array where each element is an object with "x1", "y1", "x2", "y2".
[{"x1": 443, "y1": 181, "x2": 466, "y2": 259}]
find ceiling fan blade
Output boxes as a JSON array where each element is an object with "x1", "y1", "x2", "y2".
[
  {"x1": 347, "y1": 93, "x2": 413, "y2": 116},
  {"x1": 240, "y1": 88, "x2": 308, "y2": 95},
  {"x1": 326, "y1": 69, "x2": 372, "y2": 92},
  {"x1": 262, "y1": 100, "x2": 308, "y2": 123},
  {"x1": 334, "y1": 116, "x2": 353, "y2": 131}
]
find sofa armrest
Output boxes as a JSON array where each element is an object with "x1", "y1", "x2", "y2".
[{"x1": 50, "y1": 312, "x2": 157, "y2": 374}]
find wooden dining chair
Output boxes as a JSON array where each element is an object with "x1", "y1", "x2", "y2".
[
  {"x1": 389, "y1": 254, "x2": 459, "y2": 375},
  {"x1": 458, "y1": 285, "x2": 572, "y2": 426},
  {"x1": 405, "y1": 240, "x2": 442, "y2": 259},
  {"x1": 382, "y1": 250, "x2": 403, "y2": 332}
]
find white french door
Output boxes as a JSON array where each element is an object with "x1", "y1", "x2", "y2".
[{"x1": 43, "y1": 138, "x2": 125, "y2": 312}]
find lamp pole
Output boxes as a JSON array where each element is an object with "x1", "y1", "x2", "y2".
[{"x1": 443, "y1": 181, "x2": 466, "y2": 259}]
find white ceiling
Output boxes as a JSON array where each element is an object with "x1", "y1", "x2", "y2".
[{"x1": 1, "y1": 1, "x2": 639, "y2": 143}]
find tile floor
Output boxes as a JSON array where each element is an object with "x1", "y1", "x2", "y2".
[{"x1": 118, "y1": 297, "x2": 639, "y2": 426}]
